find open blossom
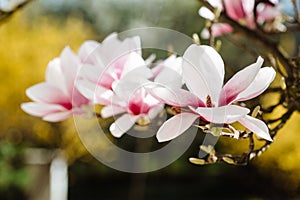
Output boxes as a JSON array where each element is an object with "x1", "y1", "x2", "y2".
[
  {"x1": 100, "y1": 54, "x2": 183, "y2": 138},
  {"x1": 199, "y1": 0, "x2": 282, "y2": 38},
  {"x1": 101, "y1": 84, "x2": 163, "y2": 138},
  {"x1": 76, "y1": 33, "x2": 153, "y2": 105},
  {"x1": 21, "y1": 47, "x2": 90, "y2": 122},
  {"x1": 152, "y1": 44, "x2": 275, "y2": 142}
]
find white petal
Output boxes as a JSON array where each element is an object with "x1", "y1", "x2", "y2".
[
  {"x1": 150, "y1": 87, "x2": 205, "y2": 107},
  {"x1": 148, "y1": 104, "x2": 164, "y2": 120},
  {"x1": 101, "y1": 105, "x2": 126, "y2": 118},
  {"x1": 43, "y1": 110, "x2": 73, "y2": 122},
  {"x1": 21, "y1": 102, "x2": 67, "y2": 117},
  {"x1": 156, "y1": 112, "x2": 199, "y2": 142},
  {"x1": 236, "y1": 67, "x2": 276, "y2": 101},
  {"x1": 113, "y1": 76, "x2": 150, "y2": 102},
  {"x1": 195, "y1": 105, "x2": 250, "y2": 124},
  {"x1": 182, "y1": 44, "x2": 225, "y2": 104},
  {"x1": 154, "y1": 56, "x2": 183, "y2": 89},
  {"x1": 76, "y1": 79, "x2": 112, "y2": 105},
  {"x1": 109, "y1": 114, "x2": 140, "y2": 138},
  {"x1": 45, "y1": 58, "x2": 69, "y2": 96},
  {"x1": 238, "y1": 115, "x2": 272, "y2": 141},
  {"x1": 59, "y1": 46, "x2": 80, "y2": 95},
  {"x1": 26, "y1": 83, "x2": 70, "y2": 104},
  {"x1": 154, "y1": 67, "x2": 183, "y2": 89},
  {"x1": 79, "y1": 64, "x2": 105, "y2": 83},
  {"x1": 218, "y1": 56, "x2": 264, "y2": 106},
  {"x1": 121, "y1": 52, "x2": 152, "y2": 79},
  {"x1": 78, "y1": 40, "x2": 100, "y2": 63}
]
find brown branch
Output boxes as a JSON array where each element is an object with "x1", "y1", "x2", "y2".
[
  {"x1": 0, "y1": 0, "x2": 33, "y2": 24},
  {"x1": 198, "y1": 0, "x2": 295, "y2": 78}
]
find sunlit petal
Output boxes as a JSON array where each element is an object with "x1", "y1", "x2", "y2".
[
  {"x1": 195, "y1": 105, "x2": 250, "y2": 124},
  {"x1": 182, "y1": 44, "x2": 224, "y2": 104},
  {"x1": 156, "y1": 112, "x2": 199, "y2": 142},
  {"x1": 219, "y1": 56, "x2": 263, "y2": 106},
  {"x1": 238, "y1": 115, "x2": 272, "y2": 141}
]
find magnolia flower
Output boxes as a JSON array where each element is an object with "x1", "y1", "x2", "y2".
[
  {"x1": 76, "y1": 33, "x2": 153, "y2": 105},
  {"x1": 101, "y1": 85, "x2": 163, "y2": 138},
  {"x1": 100, "y1": 54, "x2": 183, "y2": 138},
  {"x1": 152, "y1": 44, "x2": 275, "y2": 142},
  {"x1": 21, "y1": 47, "x2": 89, "y2": 122},
  {"x1": 199, "y1": 0, "x2": 282, "y2": 38}
]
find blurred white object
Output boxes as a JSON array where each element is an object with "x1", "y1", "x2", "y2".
[
  {"x1": 0, "y1": 0, "x2": 27, "y2": 12},
  {"x1": 50, "y1": 153, "x2": 68, "y2": 200}
]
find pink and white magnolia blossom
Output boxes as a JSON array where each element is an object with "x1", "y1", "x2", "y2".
[
  {"x1": 152, "y1": 44, "x2": 275, "y2": 142},
  {"x1": 101, "y1": 84, "x2": 163, "y2": 138},
  {"x1": 199, "y1": 0, "x2": 282, "y2": 38},
  {"x1": 100, "y1": 54, "x2": 183, "y2": 138},
  {"x1": 21, "y1": 47, "x2": 90, "y2": 122},
  {"x1": 76, "y1": 33, "x2": 153, "y2": 105}
]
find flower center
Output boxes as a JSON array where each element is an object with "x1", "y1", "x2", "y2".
[{"x1": 206, "y1": 95, "x2": 213, "y2": 107}]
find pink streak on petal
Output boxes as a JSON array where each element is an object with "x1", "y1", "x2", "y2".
[
  {"x1": 218, "y1": 56, "x2": 264, "y2": 106},
  {"x1": 156, "y1": 113, "x2": 199, "y2": 142},
  {"x1": 236, "y1": 67, "x2": 276, "y2": 102}
]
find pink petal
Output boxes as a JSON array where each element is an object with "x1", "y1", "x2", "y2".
[
  {"x1": 238, "y1": 115, "x2": 272, "y2": 141},
  {"x1": 218, "y1": 56, "x2": 264, "y2": 106},
  {"x1": 224, "y1": 0, "x2": 247, "y2": 21},
  {"x1": 26, "y1": 83, "x2": 70, "y2": 105},
  {"x1": 21, "y1": 102, "x2": 67, "y2": 117},
  {"x1": 156, "y1": 112, "x2": 199, "y2": 142},
  {"x1": 182, "y1": 44, "x2": 225, "y2": 104},
  {"x1": 71, "y1": 87, "x2": 90, "y2": 108},
  {"x1": 109, "y1": 114, "x2": 140, "y2": 138},
  {"x1": 101, "y1": 105, "x2": 126, "y2": 118},
  {"x1": 150, "y1": 87, "x2": 205, "y2": 107},
  {"x1": 195, "y1": 105, "x2": 250, "y2": 124},
  {"x1": 235, "y1": 67, "x2": 276, "y2": 102},
  {"x1": 43, "y1": 110, "x2": 73, "y2": 122},
  {"x1": 201, "y1": 23, "x2": 233, "y2": 39}
]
